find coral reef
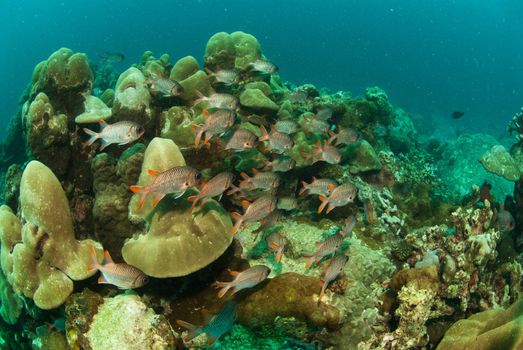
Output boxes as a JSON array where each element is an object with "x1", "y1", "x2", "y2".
[{"x1": 1, "y1": 31, "x2": 521, "y2": 350}]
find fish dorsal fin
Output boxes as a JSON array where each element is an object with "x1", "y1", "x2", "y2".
[
  {"x1": 98, "y1": 119, "x2": 109, "y2": 129},
  {"x1": 229, "y1": 270, "x2": 240, "y2": 276},
  {"x1": 147, "y1": 169, "x2": 160, "y2": 177},
  {"x1": 314, "y1": 242, "x2": 323, "y2": 247},
  {"x1": 312, "y1": 176, "x2": 318, "y2": 181},
  {"x1": 102, "y1": 250, "x2": 114, "y2": 264},
  {"x1": 251, "y1": 168, "x2": 259, "y2": 174},
  {"x1": 240, "y1": 172, "x2": 250, "y2": 180},
  {"x1": 241, "y1": 200, "x2": 251, "y2": 208},
  {"x1": 319, "y1": 195, "x2": 326, "y2": 201},
  {"x1": 269, "y1": 241, "x2": 280, "y2": 249}
]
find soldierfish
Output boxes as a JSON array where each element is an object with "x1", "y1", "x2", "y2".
[
  {"x1": 318, "y1": 182, "x2": 358, "y2": 214},
  {"x1": 319, "y1": 254, "x2": 349, "y2": 302},
  {"x1": 275, "y1": 120, "x2": 299, "y2": 134},
  {"x1": 341, "y1": 215, "x2": 357, "y2": 239},
  {"x1": 259, "y1": 125, "x2": 294, "y2": 154},
  {"x1": 303, "y1": 140, "x2": 341, "y2": 165},
  {"x1": 145, "y1": 74, "x2": 184, "y2": 97},
  {"x1": 193, "y1": 91, "x2": 239, "y2": 110},
  {"x1": 129, "y1": 166, "x2": 202, "y2": 209},
  {"x1": 266, "y1": 232, "x2": 286, "y2": 263},
  {"x1": 83, "y1": 120, "x2": 144, "y2": 151},
  {"x1": 248, "y1": 59, "x2": 279, "y2": 74},
  {"x1": 328, "y1": 128, "x2": 359, "y2": 146},
  {"x1": 299, "y1": 177, "x2": 337, "y2": 197},
  {"x1": 225, "y1": 129, "x2": 257, "y2": 151},
  {"x1": 304, "y1": 231, "x2": 345, "y2": 269},
  {"x1": 213, "y1": 265, "x2": 270, "y2": 298},
  {"x1": 88, "y1": 246, "x2": 148, "y2": 289},
  {"x1": 277, "y1": 196, "x2": 298, "y2": 211},
  {"x1": 193, "y1": 109, "x2": 235, "y2": 145},
  {"x1": 301, "y1": 115, "x2": 330, "y2": 135},
  {"x1": 176, "y1": 301, "x2": 237, "y2": 346},
  {"x1": 263, "y1": 156, "x2": 296, "y2": 172},
  {"x1": 314, "y1": 108, "x2": 333, "y2": 121},
  {"x1": 230, "y1": 195, "x2": 277, "y2": 235},
  {"x1": 205, "y1": 68, "x2": 240, "y2": 84},
  {"x1": 187, "y1": 172, "x2": 234, "y2": 209},
  {"x1": 237, "y1": 169, "x2": 279, "y2": 192}
]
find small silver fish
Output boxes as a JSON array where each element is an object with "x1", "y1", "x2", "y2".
[
  {"x1": 225, "y1": 129, "x2": 257, "y2": 152},
  {"x1": 187, "y1": 172, "x2": 234, "y2": 209},
  {"x1": 319, "y1": 254, "x2": 348, "y2": 302},
  {"x1": 193, "y1": 91, "x2": 239, "y2": 110},
  {"x1": 130, "y1": 166, "x2": 202, "y2": 209},
  {"x1": 213, "y1": 265, "x2": 270, "y2": 298},
  {"x1": 145, "y1": 75, "x2": 184, "y2": 97},
  {"x1": 299, "y1": 177, "x2": 337, "y2": 197},
  {"x1": 305, "y1": 231, "x2": 345, "y2": 269},
  {"x1": 277, "y1": 196, "x2": 298, "y2": 211},
  {"x1": 231, "y1": 195, "x2": 277, "y2": 235},
  {"x1": 205, "y1": 68, "x2": 240, "y2": 84},
  {"x1": 275, "y1": 120, "x2": 299, "y2": 134},
  {"x1": 263, "y1": 156, "x2": 296, "y2": 172},
  {"x1": 341, "y1": 215, "x2": 357, "y2": 238},
  {"x1": 83, "y1": 120, "x2": 144, "y2": 151},
  {"x1": 193, "y1": 108, "x2": 235, "y2": 145},
  {"x1": 259, "y1": 125, "x2": 294, "y2": 154},
  {"x1": 89, "y1": 246, "x2": 148, "y2": 289},
  {"x1": 238, "y1": 170, "x2": 279, "y2": 192},
  {"x1": 318, "y1": 182, "x2": 358, "y2": 214},
  {"x1": 249, "y1": 59, "x2": 278, "y2": 74}
]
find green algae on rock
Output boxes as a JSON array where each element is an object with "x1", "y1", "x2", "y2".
[
  {"x1": 85, "y1": 294, "x2": 176, "y2": 350},
  {"x1": 480, "y1": 144, "x2": 522, "y2": 181},
  {"x1": 204, "y1": 31, "x2": 262, "y2": 71},
  {"x1": 170, "y1": 55, "x2": 200, "y2": 82},
  {"x1": 240, "y1": 88, "x2": 279, "y2": 111},
  {"x1": 74, "y1": 95, "x2": 112, "y2": 124},
  {"x1": 344, "y1": 140, "x2": 382, "y2": 174}
]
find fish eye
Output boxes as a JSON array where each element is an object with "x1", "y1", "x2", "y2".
[{"x1": 195, "y1": 172, "x2": 202, "y2": 180}]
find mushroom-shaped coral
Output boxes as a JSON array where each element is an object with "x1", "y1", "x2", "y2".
[
  {"x1": 0, "y1": 161, "x2": 102, "y2": 309},
  {"x1": 123, "y1": 138, "x2": 233, "y2": 278},
  {"x1": 437, "y1": 298, "x2": 523, "y2": 350},
  {"x1": 112, "y1": 67, "x2": 153, "y2": 124},
  {"x1": 204, "y1": 31, "x2": 262, "y2": 71},
  {"x1": 74, "y1": 95, "x2": 112, "y2": 124}
]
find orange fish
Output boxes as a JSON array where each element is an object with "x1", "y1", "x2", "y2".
[
  {"x1": 259, "y1": 125, "x2": 293, "y2": 154},
  {"x1": 213, "y1": 265, "x2": 270, "y2": 298},
  {"x1": 187, "y1": 172, "x2": 234, "y2": 209},
  {"x1": 304, "y1": 231, "x2": 345, "y2": 269},
  {"x1": 238, "y1": 169, "x2": 279, "y2": 192},
  {"x1": 129, "y1": 166, "x2": 202, "y2": 209},
  {"x1": 318, "y1": 182, "x2": 358, "y2": 214},
  {"x1": 192, "y1": 108, "x2": 235, "y2": 146},
  {"x1": 319, "y1": 254, "x2": 348, "y2": 302},
  {"x1": 230, "y1": 195, "x2": 277, "y2": 235},
  {"x1": 303, "y1": 140, "x2": 341, "y2": 165},
  {"x1": 88, "y1": 246, "x2": 148, "y2": 289},
  {"x1": 266, "y1": 232, "x2": 286, "y2": 263}
]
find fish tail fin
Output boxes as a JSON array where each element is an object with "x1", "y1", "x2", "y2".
[
  {"x1": 259, "y1": 125, "x2": 270, "y2": 141},
  {"x1": 298, "y1": 181, "x2": 308, "y2": 195},
  {"x1": 187, "y1": 195, "x2": 200, "y2": 210},
  {"x1": 226, "y1": 185, "x2": 240, "y2": 195},
  {"x1": 214, "y1": 281, "x2": 232, "y2": 298},
  {"x1": 275, "y1": 250, "x2": 283, "y2": 264},
  {"x1": 328, "y1": 130, "x2": 337, "y2": 143},
  {"x1": 204, "y1": 67, "x2": 214, "y2": 76},
  {"x1": 318, "y1": 282, "x2": 327, "y2": 303},
  {"x1": 230, "y1": 212, "x2": 243, "y2": 235},
  {"x1": 87, "y1": 245, "x2": 100, "y2": 272},
  {"x1": 305, "y1": 255, "x2": 316, "y2": 269},
  {"x1": 129, "y1": 185, "x2": 148, "y2": 209},
  {"x1": 175, "y1": 320, "x2": 201, "y2": 341},
  {"x1": 82, "y1": 128, "x2": 99, "y2": 147},
  {"x1": 192, "y1": 125, "x2": 205, "y2": 146},
  {"x1": 317, "y1": 195, "x2": 329, "y2": 214}
]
